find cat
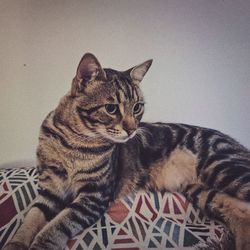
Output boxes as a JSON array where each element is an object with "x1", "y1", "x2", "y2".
[{"x1": 3, "y1": 53, "x2": 250, "y2": 250}]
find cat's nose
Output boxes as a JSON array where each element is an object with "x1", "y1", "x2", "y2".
[{"x1": 122, "y1": 119, "x2": 136, "y2": 136}]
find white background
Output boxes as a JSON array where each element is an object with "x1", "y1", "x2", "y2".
[{"x1": 0, "y1": 0, "x2": 250, "y2": 166}]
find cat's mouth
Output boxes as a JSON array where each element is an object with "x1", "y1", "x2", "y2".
[
  {"x1": 99, "y1": 129, "x2": 137, "y2": 143},
  {"x1": 114, "y1": 130, "x2": 137, "y2": 143}
]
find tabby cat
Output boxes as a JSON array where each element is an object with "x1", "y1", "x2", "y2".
[{"x1": 4, "y1": 53, "x2": 250, "y2": 250}]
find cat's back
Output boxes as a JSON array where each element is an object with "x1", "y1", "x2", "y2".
[
  {"x1": 119, "y1": 121, "x2": 249, "y2": 174},
  {"x1": 137, "y1": 122, "x2": 249, "y2": 155}
]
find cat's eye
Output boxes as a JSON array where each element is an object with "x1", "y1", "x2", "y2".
[
  {"x1": 133, "y1": 103, "x2": 144, "y2": 115},
  {"x1": 105, "y1": 104, "x2": 118, "y2": 115}
]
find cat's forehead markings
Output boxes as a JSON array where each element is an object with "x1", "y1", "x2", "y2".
[
  {"x1": 115, "y1": 90, "x2": 122, "y2": 103},
  {"x1": 119, "y1": 104, "x2": 125, "y2": 116},
  {"x1": 112, "y1": 75, "x2": 130, "y2": 102},
  {"x1": 119, "y1": 90, "x2": 127, "y2": 104},
  {"x1": 107, "y1": 96, "x2": 115, "y2": 102},
  {"x1": 133, "y1": 87, "x2": 139, "y2": 102}
]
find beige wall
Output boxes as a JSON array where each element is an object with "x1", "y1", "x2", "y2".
[{"x1": 1, "y1": 0, "x2": 250, "y2": 166}]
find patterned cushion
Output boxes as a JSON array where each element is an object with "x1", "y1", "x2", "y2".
[{"x1": 0, "y1": 167, "x2": 226, "y2": 249}]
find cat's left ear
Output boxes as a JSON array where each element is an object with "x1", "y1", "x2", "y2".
[
  {"x1": 71, "y1": 53, "x2": 106, "y2": 96},
  {"x1": 128, "y1": 59, "x2": 153, "y2": 84}
]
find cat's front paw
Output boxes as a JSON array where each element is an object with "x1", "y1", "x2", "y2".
[
  {"x1": 30, "y1": 243, "x2": 63, "y2": 250},
  {"x1": 29, "y1": 241, "x2": 55, "y2": 250},
  {"x1": 3, "y1": 241, "x2": 28, "y2": 250},
  {"x1": 29, "y1": 234, "x2": 65, "y2": 250},
  {"x1": 29, "y1": 235, "x2": 50, "y2": 250},
  {"x1": 29, "y1": 242, "x2": 53, "y2": 250}
]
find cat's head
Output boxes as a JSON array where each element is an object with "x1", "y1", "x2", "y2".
[{"x1": 70, "y1": 53, "x2": 152, "y2": 143}]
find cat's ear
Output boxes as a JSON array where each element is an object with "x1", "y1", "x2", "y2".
[
  {"x1": 71, "y1": 53, "x2": 106, "y2": 96},
  {"x1": 128, "y1": 59, "x2": 153, "y2": 84}
]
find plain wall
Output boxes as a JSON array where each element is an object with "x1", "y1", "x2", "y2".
[{"x1": 0, "y1": 0, "x2": 250, "y2": 166}]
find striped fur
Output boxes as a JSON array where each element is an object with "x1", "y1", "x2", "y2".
[{"x1": 4, "y1": 53, "x2": 250, "y2": 250}]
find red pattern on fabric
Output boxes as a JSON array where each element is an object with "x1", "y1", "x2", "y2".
[
  {"x1": 135, "y1": 196, "x2": 149, "y2": 221},
  {"x1": 118, "y1": 229, "x2": 127, "y2": 235},
  {"x1": 163, "y1": 197, "x2": 170, "y2": 213},
  {"x1": 0, "y1": 196, "x2": 17, "y2": 227},
  {"x1": 173, "y1": 193, "x2": 189, "y2": 212},
  {"x1": 0, "y1": 182, "x2": 9, "y2": 200},
  {"x1": 114, "y1": 238, "x2": 134, "y2": 244},
  {"x1": 108, "y1": 200, "x2": 129, "y2": 223},
  {"x1": 173, "y1": 199, "x2": 182, "y2": 214},
  {"x1": 66, "y1": 239, "x2": 77, "y2": 249},
  {"x1": 144, "y1": 196, "x2": 157, "y2": 221},
  {"x1": 177, "y1": 219, "x2": 184, "y2": 224},
  {"x1": 111, "y1": 248, "x2": 139, "y2": 250}
]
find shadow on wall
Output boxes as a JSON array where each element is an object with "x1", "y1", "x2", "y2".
[{"x1": 0, "y1": 159, "x2": 36, "y2": 169}]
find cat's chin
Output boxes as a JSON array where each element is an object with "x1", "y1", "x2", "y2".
[
  {"x1": 105, "y1": 135, "x2": 131, "y2": 144},
  {"x1": 100, "y1": 131, "x2": 136, "y2": 144}
]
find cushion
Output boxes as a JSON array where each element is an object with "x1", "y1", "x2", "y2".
[{"x1": 0, "y1": 167, "x2": 226, "y2": 249}]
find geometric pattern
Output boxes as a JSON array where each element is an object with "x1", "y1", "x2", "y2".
[
  {"x1": 67, "y1": 192, "x2": 225, "y2": 250},
  {"x1": 0, "y1": 167, "x2": 226, "y2": 249},
  {"x1": 0, "y1": 168, "x2": 38, "y2": 249}
]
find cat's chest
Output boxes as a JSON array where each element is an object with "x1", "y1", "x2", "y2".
[
  {"x1": 149, "y1": 147, "x2": 199, "y2": 192},
  {"x1": 70, "y1": 155, "x2": 114, "y2": 185}
]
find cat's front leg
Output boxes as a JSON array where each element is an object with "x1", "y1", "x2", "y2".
[
  {"x1": 30, "y1": 191, "x2": 109, "y2": 250},
  {"x1": 2, "y1": 242, "x2": 28, "y2": 250},
  {"x1": 3, "y1": 207, "x2": 47, "y2": 250},
  {"x1": 29, "y1": 209, "x2": 71, "y2": 250}
]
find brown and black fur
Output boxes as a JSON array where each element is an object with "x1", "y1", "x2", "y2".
[{"x1": 3, "y1": 53, "x2": 250, "y2": 250}]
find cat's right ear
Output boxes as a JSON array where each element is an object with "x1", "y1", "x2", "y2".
[
  {"x1": 129, "y1": 59, "x2": 153, "y2": 85},
  {"x1": 71, "y1": 53, "x2": 106, "y2": 96}
]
